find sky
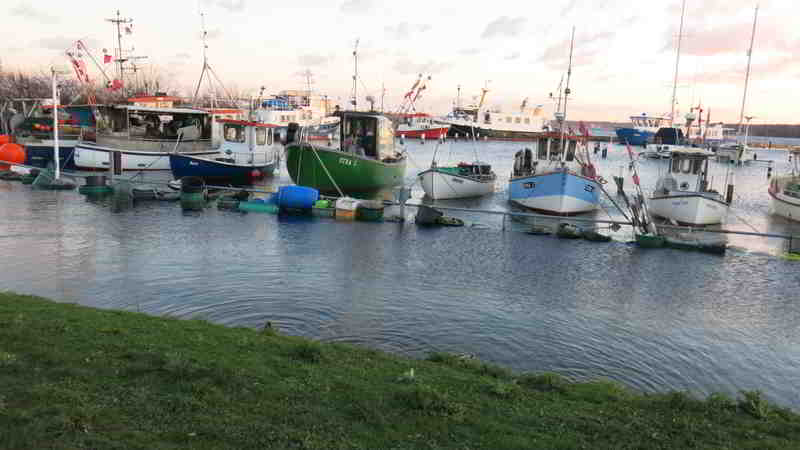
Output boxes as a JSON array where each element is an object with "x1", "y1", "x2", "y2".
[{"x1": 1, "y1": 0, "x2": 797, "y2": 124}]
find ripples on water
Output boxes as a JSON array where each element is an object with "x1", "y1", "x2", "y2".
[{"x1": 1, "y1": 140, "x2": 799, "y2": 410}]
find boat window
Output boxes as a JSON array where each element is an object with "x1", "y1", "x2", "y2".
[
  {"x1": 680, "y1": 158, "x2": 692, "y2": 174},
  {"x1": 224, "y1": 124, "x2": 245, "y2": 143},
  {"x1": 515, "y1": 117, "x2": 521, "y2": 124},
  {"x1": 671, "y1": 157, "x2": 681, "y2": 173},
  {"x1": 692, "y1": 158, "x2": 702, "y2": 174},
  {"x1": 506, "y1": 117, "x2": 512, "y2": 123},
  {"x1": 267, "y1": 128, "x2": 273, "y2": 146},
  {"x1": 537, "y1": 138, "x2": 548, "y2": 160},
  {"x1": 565, "y1": 140, "x2": 576, "y2": 161},
  {"x1": 342, "y1": 116, "x2": 380, "y2": 158},
  {"x1": 525, "y1": 118, "x2": 530, "y2": 124},
  {"x1": 256, "y1": 127, "x2": 266, "y2": 146}
]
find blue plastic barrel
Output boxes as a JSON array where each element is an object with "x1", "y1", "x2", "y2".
[{"x1": 276, "y1": 186, "x2": 319, "y2": 210}]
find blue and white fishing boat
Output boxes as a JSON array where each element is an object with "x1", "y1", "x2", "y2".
[
  {"x1": 615, "y1": 113, "x2": 669, "y2": 147},
  {"x1": 169, "y1": 118, "x2": 281, "y2": 185},
  {"x1": 509, "y1": 27, "x2": 602, "y2": 216},
  {"x1": 508, "y1": 133, "x2": 601, "y2": 215}
]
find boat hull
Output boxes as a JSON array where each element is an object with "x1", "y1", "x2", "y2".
[
  {"x1": 418, "y1": 168, "x2": 495, "y2": 199},
  {"x1": 169, "y1": 154, "x2": 277, "y2": 185},
  {"x1": 649, "y1": 194, "x2": 727, "y2": 226},
  {"x1": 285, "y1": 144, "x2": 406, "y2": 196},
  {"x1": 74, "y1": 143, "x2": 219, "y2": 171},
  {"x1": 397, "y1": 127, "x2": 449, "y2": 139},
  {"x1": 508, "y1": 170, "x2": 599, "y2": 215},
  {"x1": 22, "y1": 141, "x2": 79, "y2": 170},
  {"x1": 769, "y1": 178, "x2": 800, "y2": 222},
  {"x1": 616, "y1": 128, "x2": 652, "y2": 146},
  {"x1": 447, "y1": 123, "x2": 542, "y2": 141}
]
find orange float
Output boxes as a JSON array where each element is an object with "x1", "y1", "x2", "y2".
[{"x1": 0, "y1": 142, "x2": 26, "y2": 171}]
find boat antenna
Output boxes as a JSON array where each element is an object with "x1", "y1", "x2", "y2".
[
  {"x1": 669, "y1": 0, "x2": 686, "y2": 127},
  {"x1": 192, "y1": 12, "x2": 234, "y2": 107},
  {"x1": 737, "y1": 4, "x2": 759, "y2": 134},
  {"x1": 351, "y1": 38, "x2": 359, "y2": 111},
  {"x1": 105, "y1": 10, "x2": 133, "y2": 91},
  {"x1": 558, "y1": 26, "x2": 575, "y2": 161}
]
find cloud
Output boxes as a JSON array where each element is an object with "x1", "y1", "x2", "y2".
[
  {"x1": 175, "y1": 53, "x2": 192, "y2": 60},
  {"x1": 298, "y1": 53, "x2": 332, "y2": 67},
  {"x1": 385, "y1": 22, "x2": 432, "y2": 40},
  {"x1": 393, "y1": 58, "x2": 453, "y2": 75},
  {"x1": 10, "y1": 4, "x2": 58, "y2": 23},
  {"x1": 691, "y1": 56, "x2": 799, "y2": 85},
  {"x1": 481, "y1": 16, "x2": 527, "y2": 39},
  {"x1": 459, "y1": 48, "x2": 482, "y2": 55},
  {"x1": 201, "y1": 0, "x2": 246, "y2": 12},
  {"x1": 538, "y1": 31, "x2": 615, "y2": 67},
  {"x1": 37, "y1": 37, "x2": 99, "y2": 51},
  {"x1": 340, "y1": 0, "x2": 375, "y2": 14},
  {"x1": 505, "y1": 51, "x2": 520, "y2": 61},
  {"x1": 665, "y1": 19, "x2": 794, "y2": 57},
  {"x1": 561, "y1": 0, "x2": 611, "y2": 17}
]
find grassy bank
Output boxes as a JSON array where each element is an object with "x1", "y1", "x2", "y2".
[{"x1": 1, "y1": 292, "x2": 798, "y2": 449}]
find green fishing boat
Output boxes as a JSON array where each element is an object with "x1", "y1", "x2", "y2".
[{"x1": 285, "y1": 112, "x2": 406, "y2": 197}]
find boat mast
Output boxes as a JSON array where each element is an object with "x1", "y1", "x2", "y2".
[
  {"x1": 351, "y1": 39, "x2": 359, "y2": 111},
  {"x1": 456, "y1": 84, "x2": 461, "y2": 110},
  {"x1": 737, "y1": 4, "x2": 759, "y2": 134},
  {"x1": 558, "y1": 27, "x2": 575, "y2": 160},
  {"x1": 192, "y1": 12, "x2": 211, "y2": 105},
  {"x1": 51, "y1": 68, "x2": 60, "y2": 181},
  {"x1": 105, "y1": 10, "x2": 132, "y2": 89},
  {"x1": 670, "y1": 0, "x2": 686, "y2": 127}
]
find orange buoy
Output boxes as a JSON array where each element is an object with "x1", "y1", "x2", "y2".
[{"x1": 0, "y1": 142, "x2": 26, "y2": 171}]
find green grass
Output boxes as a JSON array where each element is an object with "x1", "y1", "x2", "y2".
[{"x1": 1, "y1": 291, "x2": 799, "y2": 449}]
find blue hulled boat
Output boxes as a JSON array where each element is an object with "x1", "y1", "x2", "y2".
[
  {"x1": 169, "y1": 118, "x2": 281, "y2": 185},
  {"x1": 508, "y1": 134, "x2": 601, "y2": 215},
  {"x1": 15, "y1": 104, "x2": 96, "y2": 170},
  {"x1": 615, "y1": 127, "x2": 652, "y2": 147}
]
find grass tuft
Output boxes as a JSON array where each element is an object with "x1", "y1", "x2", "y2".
[
  {"x1": 426, "y1": 352, "x2": 511, "y2": 379},
  {"x1": 395, "y1": 384, "x2": 464, "y2": 417},
  {"x1": 290, "y1": 341, "x2": 324, "y2": 363},
  {"x1": 739, "y1": 390, "x2": 771, "y2": 419},
  {"x1": 518, "y1": 372, "x2": 569, "y2": 393}
]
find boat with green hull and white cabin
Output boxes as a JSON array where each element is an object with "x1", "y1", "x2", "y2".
[{"x1": 284, "y1": 111, "x2": 406, "y2": 197}]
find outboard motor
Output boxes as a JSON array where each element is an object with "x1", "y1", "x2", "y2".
[{"x1": 285, "y1": 122, "x2": 300, "y2": 145}]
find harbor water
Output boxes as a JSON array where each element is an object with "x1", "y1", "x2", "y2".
[{"x1": 1, "y1": 138, "x2": 799, "y2": 410}]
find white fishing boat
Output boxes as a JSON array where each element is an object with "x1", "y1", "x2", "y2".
[
  {"x1": 436, "y1": 84, "x2": 549, "y2": 140},
  {"x1": 418, "y1": 161, "x2": 495, "y2": 200},
  {"x1": 768, "y1": 149, "x2": 800, "y2": 222},
  {"x1": 74, "y1": 102, "x2": 218, "y2": 171},
  {"x1": 648, "y1": 147, "x2": 729, "y2": 226}
]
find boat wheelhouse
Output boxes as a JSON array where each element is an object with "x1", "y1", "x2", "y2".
[
  {"x1": 508, "y1": 133, "x2": 601, "y2": 215},
  {"x1": 285, "y1": 111, "x2": 406, "y2": 196},
  {"x1": 648, "y1": 147, "x2": 729, "y2": 226},
  {"x1": 768, "y1": 149, "x2": 800, "y2": 222},
  {"x1": 169, "y1": 118, "x2": 281, "y2": 185}
]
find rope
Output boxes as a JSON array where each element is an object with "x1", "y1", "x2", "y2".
[{"x1": 309, "y1": 144, "x2": 344, "y2": 198}]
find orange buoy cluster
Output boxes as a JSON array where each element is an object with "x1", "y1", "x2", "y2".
[{"x1": 0, "y1": 136, "x2": 27, "y2": 171}]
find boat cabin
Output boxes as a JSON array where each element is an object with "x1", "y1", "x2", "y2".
[
  {"x1": 214, "y1": 118, "x2": 279, "y2": 165},
  {"x1": 340, "y1": 112, "x2": 399, "y2": 161},
  {"x1": 96, "y1": 105, "x2": 211, "y2": 142},
  {"x1": 653, "y1": 127, "x2": 686, "y2": 146},
  {"x1": 455, "y1": 161, "x2": 494, "y2": 179},
  {"x1": 658, "y1": 147, "x2": 714, "y2": 193}
]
